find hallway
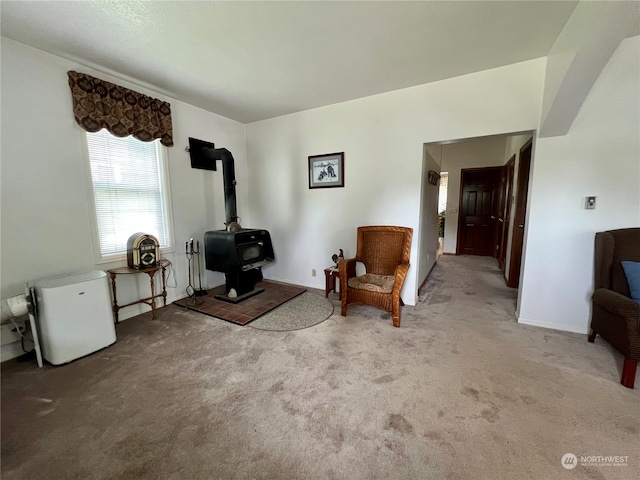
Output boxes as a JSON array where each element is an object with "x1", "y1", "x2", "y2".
[{"x1": 418, "y1": 254, "x2": 517, "y2": 315}]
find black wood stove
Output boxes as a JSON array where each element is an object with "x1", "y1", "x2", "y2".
[{"x1": 201, "y1": 147, "x2": 274, "y2": 303}]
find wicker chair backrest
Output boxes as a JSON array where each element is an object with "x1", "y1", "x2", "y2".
[{"x1": 356, "y1": 226, "x2": 412, "y2": 276}]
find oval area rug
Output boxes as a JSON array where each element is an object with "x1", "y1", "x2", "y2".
[{"x1": 248, "y1": 292, "x2": 334, "y2": 331}]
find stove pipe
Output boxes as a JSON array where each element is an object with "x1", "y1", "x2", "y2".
[{"x1": 211, "y1": 148, "x2": 238, "y2": 225}]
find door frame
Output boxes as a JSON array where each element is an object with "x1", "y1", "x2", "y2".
[
  {"x1": 497, "y1": 155, "x2": 516, "y2": 271},
  {"x1": 507, "y1": 138, "x2": 533, "y2": 288}
]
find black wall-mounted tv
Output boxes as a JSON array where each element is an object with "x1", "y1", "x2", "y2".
[{"x1": 188, "y1": 137, "x2": 217, "y2": 171}]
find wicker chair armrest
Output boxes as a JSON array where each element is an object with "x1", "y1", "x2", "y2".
[
  {"x1": 339, "y1": 258, "x2": 358, "y2": 285},
  {"x1": 392, "y1": 263, "x2": 410, "y2": 294},
  {"x1": 593, "y1": 288, "x2": 640, "y2": 318}
]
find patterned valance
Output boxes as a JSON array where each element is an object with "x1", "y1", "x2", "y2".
[{"x1": 67, "y1": 71, "x2": 174, "y2": 147}]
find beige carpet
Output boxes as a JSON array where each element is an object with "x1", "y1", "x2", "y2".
[{"x1": 2, "y1": 256, "x2": 638, "y2": 480}]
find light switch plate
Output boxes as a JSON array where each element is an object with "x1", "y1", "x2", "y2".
[{"x1": 585, "y1": 196, "x2": 596, "y2": 209}]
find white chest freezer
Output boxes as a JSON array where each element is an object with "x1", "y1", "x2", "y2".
[{"x1": 34, "y1": 270, "x2": 116, "y2": 365}]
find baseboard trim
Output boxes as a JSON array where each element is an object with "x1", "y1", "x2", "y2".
[
  {"x1": 1, "y1": 342, "x2": 25, "y2": 363},
  {"x1": 518, "y1": 317, "x2": 588, "y2": 335},
  {"x1": 263, "y1": 275, "x2": 324, "y2": 291},
  {"x1": 418, "y1": 261, "x2": 438, "y2": 292}
]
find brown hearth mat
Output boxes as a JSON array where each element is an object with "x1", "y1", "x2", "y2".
[{"x1": 173, "y1": 281, "x2": 306, "y2": 325}]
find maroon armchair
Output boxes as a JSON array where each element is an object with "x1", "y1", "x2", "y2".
[
  {"x1": 339, "y1": 226, "x2": 412, "y2": 327},
  {"x1": 589, "y1": 228, "x2": 640, "y2": 388}
]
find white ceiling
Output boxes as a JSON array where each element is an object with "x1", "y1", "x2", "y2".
[{"x1": 0, "y1": 1, "x2": 579, "y2": 123}]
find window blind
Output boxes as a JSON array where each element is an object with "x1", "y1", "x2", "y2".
[{"x1": 86, "y1": 130, "x2": 171, "y2": 257}]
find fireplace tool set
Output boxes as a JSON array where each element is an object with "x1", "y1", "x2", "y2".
[{"x1": 185, "y1": 238, "x2": 207, "y2": 302}]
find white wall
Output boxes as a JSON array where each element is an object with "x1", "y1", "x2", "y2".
[
  {"x1": 439, "y1": 136, "x2": 508, "y2": 254},
  {"x1": 417, "y1": 147, "x2": 440, "y2": 291},
  {"x1": 0, "y1": 39, "x2": 247, "y2": 331},
  {"x1": 540, "y1": 1, "x2": 640, "y2": 137},
  {"x1": 245, "y1": 59, "x2": 546, "y2": 303},
  {"x1": 519, "y1": 36, "x2": 640, "y2": 334}
]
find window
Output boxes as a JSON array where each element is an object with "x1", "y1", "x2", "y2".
[{"x1": 85, "y1": 129, "x2": 173, "y2": 260}]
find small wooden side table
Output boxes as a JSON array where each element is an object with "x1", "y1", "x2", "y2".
[
  {"x1": 107, "y1": 259, "x2": 170, "y2": 323},
  {"x1": 324, "y1": 267, "x2": 339, "y2": 298}
]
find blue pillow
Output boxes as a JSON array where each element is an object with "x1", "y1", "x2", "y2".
[{"x1": 621, "y1": 261, "x2": 640, "y2": 303}]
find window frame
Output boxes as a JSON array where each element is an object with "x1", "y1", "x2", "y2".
[{"x1": 81, "y1": 129, "x2": 175, "y2": 264}]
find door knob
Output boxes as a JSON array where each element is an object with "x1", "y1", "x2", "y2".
[
  {"x1": 518, "y1": 224, "x2": 524, "y2": 228},
  {"x1": 490, "y1": 216, "x2": 496, "y2": 219}
]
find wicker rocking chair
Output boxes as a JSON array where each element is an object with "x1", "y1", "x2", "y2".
[{"x1": 339, "y1": 226, "x2": 413, "y2": 327}]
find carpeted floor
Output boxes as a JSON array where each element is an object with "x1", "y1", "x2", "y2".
[{"x1": 1, "y1": 256, "x2": 638, "y2": 480}]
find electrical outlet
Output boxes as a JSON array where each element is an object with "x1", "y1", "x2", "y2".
[
  {"x1": 585, "y1": 196, "x2": 596, "y2": 210},
  {"x1": 311, "y1": 269, "x2": 316, "y2": 277}
]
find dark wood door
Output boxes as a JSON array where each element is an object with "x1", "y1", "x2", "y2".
[
  {"x1": 507, "y1": 139, "x2": 532, "y2": 288},
  {"x1": 456, "y1": 167, "x2": 501, "y2": 256},
  {"x1": 497, "y1": 155, "x2": 515, "y2": 271}
]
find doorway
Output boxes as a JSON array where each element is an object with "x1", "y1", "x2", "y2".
[
  {"x1": 507, "y1": 138, "x2": 532, "y2": 288},
  {"x1": 497, "y1": 155, "x2": 515, "y2": 271},
  {"x1": 423, "y1": 132, "x2": 534, "y2": 294}
]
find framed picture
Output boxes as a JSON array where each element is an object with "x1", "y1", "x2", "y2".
[{"x1": 308, "y1": 152, "x2": 344, "y2": 189}]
